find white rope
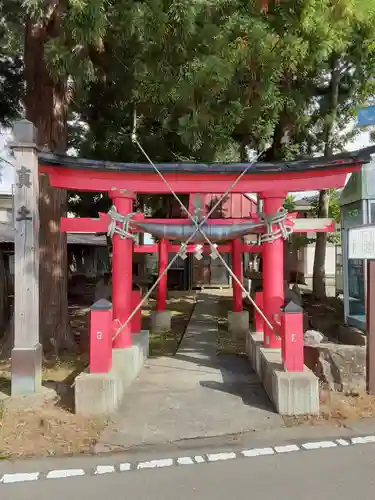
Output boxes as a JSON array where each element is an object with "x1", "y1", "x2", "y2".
[
  {"x1": 259, "y1": 209, "x2": 293, "y2": 243},
  {"x1": 111, "y1": 111, "x2": 284, "y2": 341},
  {"x1": 107, "y1": 206, "x2": 137, "y2": 240}
]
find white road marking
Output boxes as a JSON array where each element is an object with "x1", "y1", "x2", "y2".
[
  {"x1": 119, "y1": 463, "x2": 132, "y2": 472},
  {"x1": 207, "y1": 452, "x2": 236, "y2": 462},
  {"x1": 351, "y1": 435, "x2": 375, "y2": 444},
  {"x1": 137, "y1": 458, "x2": 174, "y2": 469},
  {"x1": 302, "y1": 441, "x2": 337, "y2": 450},
  {"x1": 242, "y1": 447, "x2": 275, "y2": 457},
  {"x1": 46, "y1": 469, "x2": 85, "y2": 479},
  {"x1": 2, "y1": 433, "x2": 375, "y2": 485},
  {"x1": 336, "y1": 439, "x2": 350, "y2": 446},
  {"x1": 177, "y1": 457, "x2": 195, "y2": 465},
  {"x1": 1, "y1": 472, "x2": 39, "y2": 484},
  {"x1": 274, "y1": 444, "x2": 300, "y2": 453},
  {"x1": 95, "y1": 465, "x2": 115, "y2": 475}
]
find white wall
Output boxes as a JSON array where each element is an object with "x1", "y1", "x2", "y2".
[{"x1": 304, "y1": 243, "x2": 336, "y2": 278}]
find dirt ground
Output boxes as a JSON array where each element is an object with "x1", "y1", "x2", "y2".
[{"x1": 0, "y1": 291, "x2": 196, "y2": 459}]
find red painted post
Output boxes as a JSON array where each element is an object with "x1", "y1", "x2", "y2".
[
  {"x1": 89, "y1": 299, "x2": 113, "y2": 373},
  {"x1": 232, "y1": 238, "x2": 243, "y2": 312},
  {"x1": 131, "y1": 289, "x2": 142, "y2": 333},
  {"x1": 109, "y1": 188, "x2": 136, "y2": 349},
  {"x1": 157, "y1": 238, "x2": 168, "y2": 311},
  {"x1": 254, "y1": 292, "x2": 264, "y2": 333},
  {"x1": 281, "y1": 300, "x2": 304, "y2": 372},
  {"x1": 261, "y1": 194, "x2": 285, "y2": 348}
]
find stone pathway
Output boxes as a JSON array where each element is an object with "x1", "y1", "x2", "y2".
[{"x1": 96, "y1": 290, "x2": 284, "y2": 452}]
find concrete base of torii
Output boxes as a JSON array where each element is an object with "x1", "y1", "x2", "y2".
[
  {"x1": 228, "y1": 310, "x2": 249, "y2": 337},
  {"x1": 75, "y1": 331, "x2": 149, "y2": 416},
  {"x1": 152, "y1": 311, "x2": 172, "y2": 333},
  {"x1": 246, "y1": 331, "x2": 319, "y2": 415}
]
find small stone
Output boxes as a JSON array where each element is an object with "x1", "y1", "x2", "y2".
[{"x1": 304, "y1": 329, "x2": 325, "y2": 346}]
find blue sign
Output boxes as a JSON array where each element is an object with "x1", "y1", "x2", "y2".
[{"x1": 357, "y1": 105, "x2": 375, "y2": 127}]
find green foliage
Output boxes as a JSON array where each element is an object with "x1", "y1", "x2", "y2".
[
  {"x1": 283, "y1": 194, "x2": 296, "y2": 212},
  {"x1": 310, "y1": 189, "x2": 341, "y2": 224},
  {"x1": 1, "y1": 0, "x2": 375, "y2": 207},
  {"x1": 0, "y1": 1, "x2": 24, "y2": 124},
  {"x1": 295, "y1": 190, "x2": 341, "y2": 247}
]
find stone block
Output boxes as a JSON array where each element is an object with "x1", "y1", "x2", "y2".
[
  {"x1": 273, "y1": 368, "x2": 319, "y2": 415},
  {"x1": 246, "y1": 330, "x2": 319, "y2": 416},
  {"x1": 75, "y1": 370, "x2": 120, "y2": 416},
  {"x1": 11, "y1": 343, "x2": 42, "y2": 395},
  {"x1": 75, "y1": 331, "x2": 149, "y2": 416},
  {"x1": 259, "y1": 348, "x2": 319, "y2": 415},
  {"x1": 304, "y1": 343, "x2": 366, "y2": 393},
  {"x1": 134, "y1": 329, "x2": 150, "y2": 359},
  {"x1": 228, "y1": 310, "x2": 249, "y2": 336},
  {"x1": 152, "y1": 311, "x2": 171, "y2": 332},
  {"x1": 246, "y1": 331, "x2": 263, "y2": 376},
  {"x1": 12, "y1": 119, "x2": 37, "y2": 144}
]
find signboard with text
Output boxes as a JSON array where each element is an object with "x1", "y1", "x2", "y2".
[{"x1": 348, "y1": 225, "x2": 375, "y2": 259}]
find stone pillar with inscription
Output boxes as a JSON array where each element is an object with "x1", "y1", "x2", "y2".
[{"x1": 10, "y1": 120, "x2": 42, "y2": 395}]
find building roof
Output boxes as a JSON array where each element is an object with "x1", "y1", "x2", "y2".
[{"x1": 38, "y1": 147, "x2": 372, "y2": 175}]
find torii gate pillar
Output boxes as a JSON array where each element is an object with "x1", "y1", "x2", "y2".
[
  {"x1": 152, "y1": 237, "x2": 172, "y2": 333},
  {"x1": 261, "y1": 192, "x2": 285, "y2": 348},
  {"x1": 109, "y1": 188, "x2": 136, "y2": 348},
  {"x1": 228, "y1": 238, "x2": 249, "y2": 336}
]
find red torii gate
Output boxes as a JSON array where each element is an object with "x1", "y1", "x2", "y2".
[
  {"x1": 10, "y1": 119, "x2": 369, "y2": 416},
  {"x1": 38, "y1": 154, "x2": 360, "y2": 365}
]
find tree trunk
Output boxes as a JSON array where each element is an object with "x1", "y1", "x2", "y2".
[
  {"x1": 23, "y1": 19, "x2": 75, "y2": 354},
  {"x1": 239, "y1": 141, "x2": 247, "y2": 162},
  {"x1": 312, "y1": 55, "x2": 340, "y2": 300},
  {"x1": 262, "y1": 108, "x2": 294, "y2": 161},
  {"x1": 312, "y1": 190, "x2": 330, "y2": 299}
]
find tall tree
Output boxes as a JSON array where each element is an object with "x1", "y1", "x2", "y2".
[
  {"x1": 5, "y1": 0, "x2": 112, "y2": 353},
  {"x1": 310, "y1": 4, "x2": 375, "y2": 298}
]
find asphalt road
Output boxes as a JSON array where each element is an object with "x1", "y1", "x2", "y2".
[{"x1": 3, "y1": 443, "x2": 375, "y2": 500}]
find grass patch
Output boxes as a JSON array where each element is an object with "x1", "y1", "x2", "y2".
[{"x1": 149, "y1": 331, "x2": 178, "y2": 357}]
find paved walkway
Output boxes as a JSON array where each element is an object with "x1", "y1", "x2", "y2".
[{"x1": 96, "y1": 290, "x2": 284, "y2": 452}]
